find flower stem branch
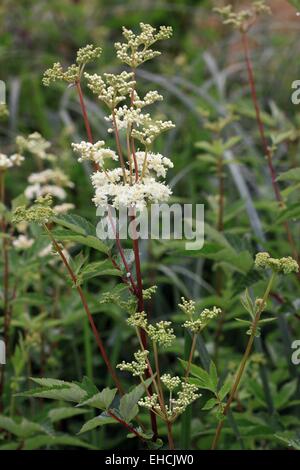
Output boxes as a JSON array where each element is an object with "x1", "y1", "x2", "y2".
[{"x1": 211, "y1": 272, "x2": 276, "y2": 449}]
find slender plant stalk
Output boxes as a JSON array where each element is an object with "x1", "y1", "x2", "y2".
[
  {"x1": 44, "y1": 224, "x2": 124, "y2": 395},
  {"x1": 180, "y1": 331, "x2": 193, "y2": 449},
  {"x1": 107, "y1": 410, "x2": 143, "y2": 440},
  {"x1": 0, "y1": 170, "x2": 10, "y2": 410},
  {"x1": 241, "y1": 32, "x2": 299, "y2": 266},
  {"x1": 211, "y1": 272, "x2": 276, "y2": 449},
  {"x1": 166, "y1": 420, "x2": 175, "y2": 450},
  {"x1": 185, "y1": 334, "x2": 197, "y2": 380},
  {"x1": 83, "y1": 316, "x2": 93, "y2": 381},
  {"x1": 76, "y1": 81, "x2": 94, "y2": 145}
]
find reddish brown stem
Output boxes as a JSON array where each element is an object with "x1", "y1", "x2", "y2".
[
  {"x1": 112, "y1": 111, "x2": 127, "y2": 181},
  {"x1": 0, "y1": 171, "x2": 9, "y2": 411},
  {"x1": 44, "y1": 224, "x2": 123, "y2": 395},
  {"x1": 108, "y1": 410, "x2": 143, "y2": 440},
  {"x1": 76, "y1": 81, "x2": 94, "y2": 145},
  {"x1": 131, "y1": 215, "x2": 158, "y2": 440}
]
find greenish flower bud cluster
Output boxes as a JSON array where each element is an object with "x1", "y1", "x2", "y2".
[
  {"x1": 43, "y1": 44, "x2": 101, "y2": 86},
  {"x1": 138, "y1": 381, "x2": 200, "y2": 419},
  {"x1": 117, "y1": 349, "x2": 149, "y2": 377},
  {"x1": 115, "y1": 23, "x2": 172, "y2": 68},
  {"x1": 147, "y1": 321, "x2": 175, "y2": 348},
  {"x1": 85, "y1": 71, "x2": 136, "y2": 109},
  {"x1": 161, "y1": 374, "x2": 181, "y2": 391},
  {"x1": 126, "y1": 312, "x2": 175, "y2": 348},
  {"x1": 254, "y1": 252, "x2": 299, "y2": 274},
  {"x1": 76, "y1": 44, "x2": 102, "y2": 65},
  {"x1": 179, "y1": 298, "x2": 221, "y2": 333},
  {"x1": 214, "y1": 1, "x2": 271, "y2": 32},
  {"x1": 142, "y1": 285, "x2": 157, "y2": 300},
  {"x1": 12, "y1": 195, "x2": 54, "y2": 225},
  {"x1": 16, "y1": 132, "x2": 54, "y2": 161}
]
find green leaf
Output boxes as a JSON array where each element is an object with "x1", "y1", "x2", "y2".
[
  {"x1": 119, "y1": 379, "x2": 152, "y2": 423},
  {"x1": 209, "y1": 362, "x2": 218, "y2": 392},
  {"x1": 23, "y1": 434, "x2": 97, "y2": 450},
  {"x1": 78, "y1": 388, "x2": 117, "y2": 410},
  {"x1": 275, "y1": 432, "x2": 300, "y2": 450},
  {"x1": 51, "y1": 229, "x2": 109, "y2": 254},
  {"x1": 78, "y1": 415, "x2": 116, "y2": 434},
  {"x1": 76, "y1": 260, "x2": 121, "y2": 285},
  {"x1": 202, "y1": 398, "x2": 218, "y2": 410},
  {"x1": 48, "y1": 407, "x2": 89, "y2": 423},
  {"x1": 179, "y1": 360, "x2": 216, "y2": 392},
  {"x1": 274, "y1": 380, "x2": 297, "y2": 410},
  {"x1": 241, "y1": 289, "x2": 255, "y2": 318},
  {"x1": 277, "y1": 167, "x2": 300, "y2": 182},
  {"x1": 53, "y1": 214, "x2": 95, "y2": 236},
  {"x1": 219, "y1": 380, "x2": 231, "y2": 401},
  {"x1": 17, "y1": 378, "x2": 87, "y2": 403},
  {"x1": 0, "y1": 416, "x2": 48, "y2": 438},
  {"x1": 276, "y1": 203, "x2": 300, "y2": 223}
]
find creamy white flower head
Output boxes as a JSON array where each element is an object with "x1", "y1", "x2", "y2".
[
  {"x1": 53, "y1": 203, "x2": 75, "y2": 215},
  {"x1": 25, "y1": 184, "x2": 67, "y2": 201},
  {"x1": 0, "y1": 153, "x2": 25, "y2": 170},
  {"x1": 85, "y1": 71, "x2": 135, "y2": 108},
  {"x1": 92, "y1": 176, "x2": 172, "y2": 211},
  {"x1": 0, "y1": 153, "x2": 13, "y2": 170},
  {"x1": 12, "y1": 235, "x2": 34, "y2": 250},
  {"x1": 72, "y1": 141, "x2": 118, "y2": 165},
  {"x1": 91, "y1": 168, "x2": 125, "y2": 187},
  {"x1": 132, "y1": 90, "x2": 163, "y2": 108},
  {"x1": 16, "y1": 132, "x2": 51, "y2": 160},
  {"x1": 135, "y1": 151, "x2": 173, "y2": 178},
  {"x1": 28, "y1": 169, "x2": 74, "y2": 188},
  {"x1": 9, "y1": 153, "x2": 25, "y2": 167},
  {"x1": 38, "y1": 243, "x2": 52, "y2": 258}
]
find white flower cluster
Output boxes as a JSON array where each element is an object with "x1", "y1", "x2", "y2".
[
  {"x1": 53, "y1": 203, "x2": 75, "y2": 215},
  {"x1": 106, "y1": 106, "x2": 175, "y2": 146},
  {"x1": 92, "y1": 175, "x2": 172, "y2": 211},
  {"x1": 115, "y1": 23, "x2": 172, "y2": 68},
  {"x1": 172, "y1": 383, "x2": 200, "y2": 416},
  {"x1": 183, "y1": 306, "x2": 222, "y2": 333},
  {"x1": 85, "y1": 71, "x2": 136, "y2": 109},
  {"x1": 179, "y1": 298, "x2": 221, "y2": 333},
  {"x1": 132, "y1": 90, "x2": 163, "y2": 108},
  {"x1": 72, "y1": 141, "x2": 118, "y2": 166},
  {"x1": 117, "y1": 349, "x2": 149, "y2": 377},
  {"x1": 16, "y1": 132, "x2": 53, "y2": 161},
  {"x1": 25, "y1": 169, "x2": 74, "y2": 204},
  {"x1": 12, "y1": 234, "x2": 34, "y2": 250},
  {"x1": 161, "y1": 374, "x2": 181, "y2": 391},
  {"x1": 28, "y1": 169, "x2": 74, "y2": 188},
  {"x1": 135, "y1": 151, "x2": 173, "y2": 178},
  {"x1": 148, "y1": 321, "x2": 175, "y2": 348},
  {"x1": 0, "y1": 153, "x2": 25, "y2": 171},
  {"x1": 127, "y1": 312, "x2": 175, "y2": 348},
  {"x1": 138, "y1": 380, "x2": 200, "y2": 419}
]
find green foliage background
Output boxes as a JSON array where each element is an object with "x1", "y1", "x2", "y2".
[{"x1": 0, "y1": 0, "x2": 300, "y2": 451}]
